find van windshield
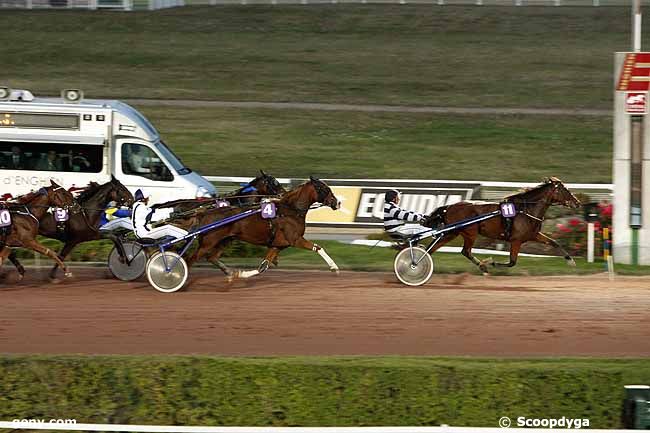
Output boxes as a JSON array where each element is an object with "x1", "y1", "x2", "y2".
[{"x1": 155, "y1": 141, "x2": 191, "y2": 175}]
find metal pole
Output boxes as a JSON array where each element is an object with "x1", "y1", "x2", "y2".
[
  {"x1": 633, "y1": 0, "x2": 642, "y2": 52},
  {"x1": 587, "y1": 222, "x2": 595, "y2": 263},
  {"x1": 630, "y1": 115, "x2": 643, "y2": 265}
]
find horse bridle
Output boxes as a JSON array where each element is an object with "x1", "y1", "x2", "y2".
[
  {"x1": 506, "y1": 183, "x2": 576, "y2": 223},
  {"x1": 311, "y1": 179, "x2": 332, "y2": 203}
]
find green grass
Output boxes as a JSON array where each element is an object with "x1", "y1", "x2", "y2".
[
  {"x1": 138, "y1": 106, "x2": 612, "y2": 181},
  {"x1": 1, "y1": 355, "x2": 649, "y2": 427},
  {"x1": 15, "y1": 238, "x2": 650, "y2": 275},
  {"x1": 224, "y1": 240, "x2": 650, "y2": 275},
  {"x1": 0, "y1": 6, "x2": 647, "y2": 107}
]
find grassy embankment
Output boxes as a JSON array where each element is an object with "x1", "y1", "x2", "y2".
[
  {"x1": 1, "y1": 356, "x2": 649, "y2": 428},
  {"x1": 1, "y1": 5, "x2": 647, "y2": 108}
]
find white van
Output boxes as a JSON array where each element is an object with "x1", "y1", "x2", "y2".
[{"x1": 0, "y1": 88, "x2": 216, "y2": 202}]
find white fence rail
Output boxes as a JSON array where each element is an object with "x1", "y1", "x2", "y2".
[
  {"x1": 0, "y1": 0, "x2": 633, "y2": 9},
  {"x1": 205, "y1": 175, "x2": 613, "y2": 201},
  {"x1": 0, "y1": 0, "x2": 183, "y2": 9}
]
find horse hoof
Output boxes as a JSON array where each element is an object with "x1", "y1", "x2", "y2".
[
  {"x1": 482, "y1": 271, "x2": 490, "y2": 276},
  {"x1": 16, "y1": 274, "x2": 24, "y2": 282},
  {"x1": 226, "y1": 271, "x2": 239, "y2": 283},
  {"x1": 567, "y1": 258, "x2": 576, "y2": 267},
  {"x1": 331, "y1": 268, "x2": 340, "y2": 275},
  {"x1": 64, "y1": 272, "x2": 73, "y2": 278}
]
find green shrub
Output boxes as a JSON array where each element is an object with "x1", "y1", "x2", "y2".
[{"x1": 0, "y1": 356, "x2": 648, "y2": 428}]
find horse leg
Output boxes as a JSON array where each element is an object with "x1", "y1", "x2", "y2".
[
  {"x1": 493, "y1": 240, "x2": 523, "y2": 268},
  {"x1": 534, "y1": 232, "x2": 576, "y2": 266},
  {"x1": 258, "y1": 247, "x2": 281, "y2": 273},
  {"x1": 231, "y1": 247, "x2": 285, "y2": 281},
  {"x1": 48, "y1": 241, "x2": 79, "y2": 280},
  {"x1": 106, "y1": 234, "x2": 127, "y2": 263},
  {"x1": 186, "y1": 237, "x2": 215, "y2": 269},
  {"x1": 23, "y1": 239, "x2": 72, "y2": 280},
  {"x1": 294, "y1": 238, "x2": 339, "y2": 274},
  {"x1": 0, "y1": 247, "x2": 11, "y2": 280},
  {"x1": 7, "y1": 250, "x2": 25, "y2": 282},
  {"x1": 205, "y1": 242, "x2": 233, "y2": 276},
  {"x1": 459, "y1": 233, "x2": 490, "y2": 275}
]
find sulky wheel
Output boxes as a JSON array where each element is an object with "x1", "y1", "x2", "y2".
[
  {"x1": 146, "y1": 251, "x2": 189, "y2": 293},
  {"x1": 108, "y1": 241, "x2": 147, "y2": 281},
  {"x1": 393, "y1": 246, "x2": 434, "y2": 286}
]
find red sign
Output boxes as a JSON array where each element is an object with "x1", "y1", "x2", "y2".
[
  {"x1": 626, "y1": 92, "x2": 648, "y2": 114},
  {"x1": 617, "y1": 53, "x2": 650, "y2": 91}
]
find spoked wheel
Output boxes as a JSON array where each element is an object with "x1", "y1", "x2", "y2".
[
  {"x1": 108, "y1": 241, "x2": 147, "y2": 281},
  {"x1": 393, "y1": 246, "x2": 434, "y2": 286},
  {"x1": 146, "y1": 251, "x2": 189, "y2": 293}
]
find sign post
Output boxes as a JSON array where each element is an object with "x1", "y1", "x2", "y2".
[{"x1": 614, "y1": 51, "x2": 650, "y2": 265}]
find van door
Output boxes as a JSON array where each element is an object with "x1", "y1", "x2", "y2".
[{"x1": 115, "y1": 139, "x2": 185, "y2": 203}]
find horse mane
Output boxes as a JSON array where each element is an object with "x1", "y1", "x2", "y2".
[
  {"x1": 279, "y1": 181, "x2": 310, "y2": 204},
  {"x1": 505, "y1": 177, "x2": 563, "y2": 201},
  {"x1": 14, "y1": 188, "x2": 47, "y2": 204},
  {"x1": 76, "y1": 182, "x2": 105, "y2": 203}
]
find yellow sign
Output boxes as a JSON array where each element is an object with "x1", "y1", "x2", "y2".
[{"x1": 307, "y1": 186, "x2": 360, "y2": 224}]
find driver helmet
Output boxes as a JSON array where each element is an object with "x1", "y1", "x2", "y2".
[
  {"x1": 384, "y1": 189, "x2": 401, "y2": 204},
  {"x1": 134, "y1": 189, "x2": 148, "y2": 202}
]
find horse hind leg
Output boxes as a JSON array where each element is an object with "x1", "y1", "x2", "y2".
[
  {"x1": 24, "y1": 239, "x2": 72, "y2": 281},
  {"x1": 459, "y1": 232, "x2": 490, "y2": 275},
  {"x1": 0, "y1": 247, "x2": 12, "y2": 282},
  {"x1": 7, "y1": 249, "x2": 25, "y2": 282},
  {"x1": 200, "y1": 238, "x2": 236, "y2": 277},
  {"x1": 493, "y1": 240, "x2": 523, "y2": 268}
]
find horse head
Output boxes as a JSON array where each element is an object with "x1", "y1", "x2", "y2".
[
  {"x1": 544, "y1": 177, "x2": 581, "y2": 209},
  {"x1": 251, "y1": 170, "x2": 286, "y2": 196},
  {"x1": 47, "y1": 180, "x2": 76, "y2": 209},
  {"x1": 110, "y1": 175, "x2": 135, "y2": 207},
  {"x1": 309, "y1": 176, "x2": 339, "y2": 210}
]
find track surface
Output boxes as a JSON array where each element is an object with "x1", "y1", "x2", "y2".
[{"x1": 1, "y1": 268, "x2": 648, "y2": 356}]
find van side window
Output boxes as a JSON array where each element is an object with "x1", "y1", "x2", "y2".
[
  {"x1": 0, "y1": 141, "x2": 102, "y2": 173},
  {"x1": 122, "y1": 143, "x2": 173, "y2": 182}
]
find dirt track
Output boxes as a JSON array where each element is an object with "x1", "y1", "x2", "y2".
[{"x1": 0, "y1": 268, "x2": 648, "y2": 357}]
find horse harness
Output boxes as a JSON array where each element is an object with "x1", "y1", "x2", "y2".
[{"x1": 500, "y1": 198, "x2": 547, "y2": 241}]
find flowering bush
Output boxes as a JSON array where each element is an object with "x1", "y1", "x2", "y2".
[{"x1": 552, "y1": 201, "x2": 612, "y2": 257}]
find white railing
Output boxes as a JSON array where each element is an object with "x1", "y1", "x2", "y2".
[
  {"x1": 205, "y1": 176, "x2": 612, "y2": 199},
  {"x1": 0, "y1": 0, "x2": 183, "y2": 9},
  {"x1": 0, "y1": 0, "x2": 631, "y2": 8}
]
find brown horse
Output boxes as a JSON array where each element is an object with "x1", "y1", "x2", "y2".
[
  {"x1": 37, "y1": 176, "x2": 134, "y2": 279},
  {"x1": 422, "y1": 177, "x2": 581, "y2": 274},
  {"x1": 185, "y1": 177, "x2": 340, "y2": 279},
  {"x1": 0, "y1": 181, "x2": 77, "y2": 281}
]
